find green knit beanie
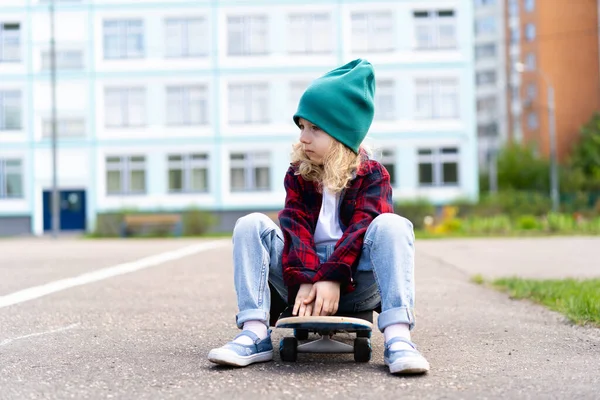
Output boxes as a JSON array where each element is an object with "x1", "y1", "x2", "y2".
[{"x1": 293, "y1": 58, "x2": 375, "y2": 154}]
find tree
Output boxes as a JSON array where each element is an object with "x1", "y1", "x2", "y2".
[
  {"x1": 496, "y1": 142, "x2": 549, "y2": 192},
  {"x1": 569, "y1": 112, "x2": 600, "y2": 190}
]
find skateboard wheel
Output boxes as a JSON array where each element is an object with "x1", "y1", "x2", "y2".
[
  {"x1": 353, "y1": 338, "x2": 371, "y2": 362},
  {"x1": 356, "y1": 330, "x2": 371, "y2": 338},
  {"x1": 293, "y1": 329, "x2": 309, "y2": 340},
  {"x1": 279, "y1": 337, "x2": 298, "y2": 362}
]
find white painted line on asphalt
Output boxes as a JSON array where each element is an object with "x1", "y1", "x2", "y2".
[
  {"x1": 0, "y1": 240, "x2": 229, "y2": 310},
  {"x1": 0, "y1": 323, "x2": 80, "y2": 347}
]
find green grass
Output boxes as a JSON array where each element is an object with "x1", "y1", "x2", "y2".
[
  {"x1": 414, "y1": 230, "x2": 600, "y2": 240},
  {"x1": 491, "y1": 277, "x2": 600, "y2": 328}
]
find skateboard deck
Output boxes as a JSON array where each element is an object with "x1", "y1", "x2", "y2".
[
  {"x1": 276, "y1": 315, "x2": 373, "y2": 332},
  {"x1": 275, "y1": 308, "x2": 374, "y2": 362}
]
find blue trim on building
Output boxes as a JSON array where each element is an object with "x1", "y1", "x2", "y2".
[
  {"x1": 0, "y1": 7, "x2": 27, "y2": 12},
  {"x1": 19, "y1": 1, "x2": 211, "y2": 12},
  {"x1": 0, "y1": 211, "x2": 31, "y2": 217},
  {"x1": 0, "y1": 74, "x2": 29, "y2": 81},
  {"x1": 3, "y1": 128, "x2": 471, "y2": 149},
  {"x1": 217, "y1": 0, "x2": 351, "y2": 5},
  {"x1": 28, "y1": 4, "x2": 94, "y2": 13},
  {"x1": 0, "y1": 0, "x2": 421, "y2": 9},
  {"x1": 2, "y1": 59, "x2": 471, "y2": 81}
]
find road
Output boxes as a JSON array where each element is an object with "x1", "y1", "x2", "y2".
[{"x1": 1, "y1": 236, "x2": 599, "y2": 399}]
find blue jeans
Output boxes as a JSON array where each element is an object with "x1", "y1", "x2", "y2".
[{"x1": 232, "y1": 212, "x2": 416, "y2": 333}]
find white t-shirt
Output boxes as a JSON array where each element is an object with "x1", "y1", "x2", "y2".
[{"x1": 313, "y1": 188, "x2": 344, "y2": 246}]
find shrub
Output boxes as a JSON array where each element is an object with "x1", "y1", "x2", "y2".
[
  {"x1": 181, "y1": 207, "x2": 218, "y2": 236},
  {"x1": 544, "y1": 213, "x2": 575, "y2": 233},
  {"x1": 441, "y1": 218, "x2": 463, "y2": 233},
  {"x1": 517, "y1": 215, "x2": 541, "y2": 230},
  {"x1": 568, "y1": 112, "x2": 600, "y2": 191},
  {"x1": 395, "y1": 198, "x2": 435, "y2": 230},
  {"x1": 480, "y1": 191, "x2": 552, "y2": 218},
  {"x1": 496, "y1": 142, "x2": 550, "y2": 192},
  {"x1": 581, "y1": 217, "x2": 600, "y2": 234},
  {"x1": 448, "y1": 197, "x2": 479, "y2": 218},
  {"x1": 559, "y1": 167, "x2": 587, "y2": 194},
  {"x1": 91, "y1": 207, "x2": 217, "y2": 238},
  {"x1": 462, "y1": 215, "x2": 512, "y2": 235}
]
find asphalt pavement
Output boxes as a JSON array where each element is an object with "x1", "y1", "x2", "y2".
[{"x1": 1, "y1": 236, "x2": 599, "y2": 399}]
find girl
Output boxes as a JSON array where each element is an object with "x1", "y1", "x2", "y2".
[{"x1": 208, "y1": 59, "x2": 430, "y2": 375}]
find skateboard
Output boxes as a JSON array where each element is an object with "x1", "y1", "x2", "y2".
[{"x1": 275, "y1": 307, "x2": 373, "y2": 363}]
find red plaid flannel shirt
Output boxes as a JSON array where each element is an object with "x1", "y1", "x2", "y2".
[{"x1": 278, "y1": 157, "x2": 394, "y2": 301}]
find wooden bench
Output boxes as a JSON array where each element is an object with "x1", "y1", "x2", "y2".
[{"x1": 120, "y1": 214, "x2": 183, "y2": 237}]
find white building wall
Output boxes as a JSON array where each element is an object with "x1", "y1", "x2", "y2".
[{"x1": 0, "y1": 0, "x2": 479, "y2": 235}]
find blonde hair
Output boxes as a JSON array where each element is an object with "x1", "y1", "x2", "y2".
[{"x1": 290, "y1": 140, "x2": 365, "y2": 193}]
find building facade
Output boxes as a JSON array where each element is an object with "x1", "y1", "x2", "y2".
[
  {"x1": 473, "y1": 0, "x2": 507, "y2": 168},
  {"x1": 506, "y1": 0, "x2": 600, "y2": 161},
  {"x1": 0, "y1": 0, "x2": 478, "y2": 236}
]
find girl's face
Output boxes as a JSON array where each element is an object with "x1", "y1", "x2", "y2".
[{"x1": 297, "y1": 118, "x2": 333, "y2": 165}]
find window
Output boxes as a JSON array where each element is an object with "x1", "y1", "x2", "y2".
[
  {"x1": 42, "y1": 118, "x2": 85, "y2": 138},
  {"x1": 475, "y1": 0, "x2": 497, "y2": 7},
  {"x1": 103, "y1": 20, "x2": 144, "y2": 59},
  {"x1": 351, "y1": 12, "x2": 394, "y2": 53},
  {"x1": 230, "y1": 152, "x2": 270, "y2": 192},
  {"x1": 105, "y1": 156, "x2": 146, "y2": 195},
  {"x1": 166, "y1": 86, "x2": 208, "y2": 126},
  {"x1": 475, "y1": 16, "x2": 497, "y2": 36},
  {"x1": 510, "y1": 26, "x2": 520, "y2": 44},
  {"x1": 288, "y1": 13, "x2": 332, "y2": 54},
  {"x1": 374, "y1": 80, "x2": 395, "y2": 121},
  {"x1": 417, "y1": 147, "x2": 459, "y2": 187},
  {"x1": 525, "y1": 52, "x2": 536, "y2": 70},
  {"x1": 378, "y1": 149, "x2": 396, "y2": 186},
  {"x1": 477, "y1": 96, "x2": 497, "y2": 114},
  {"x1": 104, "y1": 88, "x2": 145, "y2": 128},
  {"x1": 510, "y1": 49, "x2": 520, "y2": 66},
  {"x1": 511, "y1": 85, "x2": 520, "y2": 102},
  {"x1": 227, "y1": 16, "x2": 268, "y2": 56},
  {"x1": 525, "y1": 24, "x2": 536, "y2": 41},
  {"x1": 415, "y1": 78, "x2": 459, "y2": 119},
  {"x1": 478, "y1": 123, "x2": 498, "y2": 137},
  {"x1": 526, "y1": 83, "x2": 537, "y2": 99},
  {"x1": 475, "y1": 43, "x2": 496, "y2": 60},
  {"x1": 524, "y1": 0, "x2": 535, "y2": 12},
  {"x1": 168, "y1": 153, "x2": 209, "y2": 193},
  {"x1": 0, "y1": 159, "x2": 23, "y2": 199},
  {"x1": 0, "y1": 23, "x2": 20, "y2": 62},
  {"x1": 165, "y1": 18, "x2": 208, "y2": 58},
  {"x1": 527, "y1": 112, "x2": 538, "y2": 129},
  {"x1": 0, "y1": 91, "x2": 22, "y2": 131},
  {"x1": 228, "y1": 83, "x2": 269, "y2": 124},
  {"x1": 508, "y1": 0, "x2": 519, "y2": 16},
  {"x1": 41, "y1": 50, "x2": 84, "y2": 70},
  {"x1": 413, "y1": 9, "x2": 456, "y2": 49},
  {"x1": 512, "y1": 118, "x2": 522, "y2": 134},
  {"x1": 476, "y1": 70, "x2": 496, "y2": 85}
]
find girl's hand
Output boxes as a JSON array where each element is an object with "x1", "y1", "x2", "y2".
[
  {"x1": 303, "y1": 281, "x2": 340, "y2": 316},
  {"x1": 293, "y1": 283, "x2": 314, "y2": 316}
]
